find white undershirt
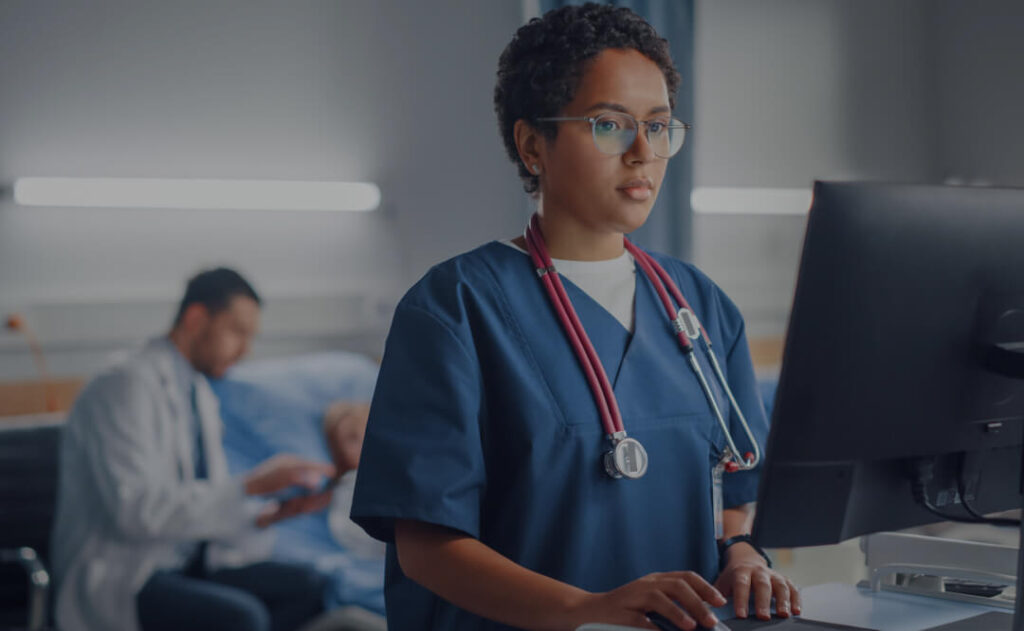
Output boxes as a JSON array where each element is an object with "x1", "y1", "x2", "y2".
[{"x1": 500, "y1": 239, "x2": 637, "y2": 332}]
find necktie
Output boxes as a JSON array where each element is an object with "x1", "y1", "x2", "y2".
[
  {"x1": 190, "y1": 382, "x2": 207, "y2": 480},
  {"x1": 184, "y1": 380, "x2": 210, "y2": 577}
]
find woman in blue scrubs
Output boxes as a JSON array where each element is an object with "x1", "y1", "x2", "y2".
[{"x1": 351, "y1": 4, "x2": 800, "y2": 630}]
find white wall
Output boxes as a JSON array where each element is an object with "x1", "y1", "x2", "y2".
[
  {"x1": 692, "y1": 0, "x2": 937, "y2": 341},
  {"x1": 3, "y1": 1, "x2": 1022, "y2": 378},
  {"x1": 928, "y1": 0, "x2": 1024, "y2": 187},
  {"x1": 694, "y1": 0, "x2": 934, "y2": 190},
  {"x1": 691, "y1": 0, "x2": 1024, "y2": 342},
  {"x1": 0, "y1": 1, "x2": 526, "y2": 378}
]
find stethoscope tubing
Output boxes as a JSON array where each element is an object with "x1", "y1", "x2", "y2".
[
  {"x1": 525, "y1": 216, "x2": 625, "y2": 437},
  {"x1": 525, "y1": 215, "x2": 761, "y2": 471},
  {"x1": 625, "y1": 241, "x2": 761, "y2": 470}
]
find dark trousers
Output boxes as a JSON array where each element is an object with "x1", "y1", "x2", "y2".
[{"x1": 137, "y1": 561, "x2": 327, "y2": 631}]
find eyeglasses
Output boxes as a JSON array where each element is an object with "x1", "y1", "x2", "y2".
[{"x1": 537, "y1": 112, "x2": 691, "y2": 159}]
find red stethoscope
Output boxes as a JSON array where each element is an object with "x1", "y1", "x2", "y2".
[{"x1": 524, "y1": 213, "x2": 762, "y2": 482}]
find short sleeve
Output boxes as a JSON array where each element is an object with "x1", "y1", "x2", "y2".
[
  {"x1": 717, "y1": 295, "x2": 771, "y2": 509},
  {"x1": 350, "y1": 303, "x2": 486, "y2": 543}
]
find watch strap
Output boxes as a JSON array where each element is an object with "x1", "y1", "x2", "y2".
[{"x1": 718, "y1": 534, "x2": 772, "y2": 570}]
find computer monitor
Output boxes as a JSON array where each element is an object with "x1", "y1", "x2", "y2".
[
  {"x1": 753, "y1": 180, "x2": 1024, "y2": 544},
  {"x1": 750, "y1": 182, "x2": 1024, "y2": 623}
]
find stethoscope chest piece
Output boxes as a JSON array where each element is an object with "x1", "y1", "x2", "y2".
[{"x1": 604, "y1": 437, "x2": 649, "y2": 480}]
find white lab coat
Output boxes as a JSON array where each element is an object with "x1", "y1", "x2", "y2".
[{"x1": 51, "y1": 339, "x2": 271, "y2": 631}]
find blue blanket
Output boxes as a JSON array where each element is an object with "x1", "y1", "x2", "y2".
[{"x1": 211, "y1": 352, "x2": 385, "y2": 615}]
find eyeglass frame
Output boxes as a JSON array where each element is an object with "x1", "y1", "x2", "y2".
[{"x1": 536, "y1": 112, "x2": 692, "y2": 159}]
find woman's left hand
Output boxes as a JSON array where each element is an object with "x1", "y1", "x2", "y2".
[{"x1": 713, "y1": 543, "x2": 801, "y2": 620}]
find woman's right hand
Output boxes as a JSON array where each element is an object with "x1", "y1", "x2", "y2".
[{"x1": 566, "y1": 571, "x2": 727, "y2": 631}]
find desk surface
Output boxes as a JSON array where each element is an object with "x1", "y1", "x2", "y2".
[
  {"x1": 769, "y1": 583, "x2": 1007, "y2": 631},
  {"x1": 578, "y1": 584, "x2": 1010, "y2": 631}
]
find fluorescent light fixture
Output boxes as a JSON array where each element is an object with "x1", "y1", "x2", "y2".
[
  {"x1": 13, "y1": 177, "x2": 381, "y2": 212},
  {"x1": 691, "y1": 187, "x2": 812, "y2": 216}
]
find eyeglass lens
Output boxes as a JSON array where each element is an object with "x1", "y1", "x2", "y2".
[{"x1": 591, "y1": 112, "x2": 686, "y2": 158}]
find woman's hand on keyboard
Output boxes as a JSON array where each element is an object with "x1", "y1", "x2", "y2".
[{"x1": 714, "y1": 544, "x2": 801, "y2": 620}]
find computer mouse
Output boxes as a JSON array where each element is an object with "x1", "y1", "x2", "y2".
[{"x1": 646, "y1": 611, "x2": 732, "y2": 631}]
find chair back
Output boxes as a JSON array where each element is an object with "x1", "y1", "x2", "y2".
[{"x1": 0, "y1": 421, "x2": 62, "y2": 626}]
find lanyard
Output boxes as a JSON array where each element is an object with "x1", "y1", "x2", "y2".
[{"x1": 524, "y1": 214, "x2": 761, "y2": 480}]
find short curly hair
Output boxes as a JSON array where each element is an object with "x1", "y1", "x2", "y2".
[{"x1": 494, "y1": 3, "x2": 681, "y2": 195}]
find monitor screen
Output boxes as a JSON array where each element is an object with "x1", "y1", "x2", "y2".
[{"x1": 752, "y1": 182, "x2": 1024, "y2": 549}]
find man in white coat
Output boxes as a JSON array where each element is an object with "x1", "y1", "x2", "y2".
[{"x1": 51, "y1": 268, "x2": 337, "y2": 631}]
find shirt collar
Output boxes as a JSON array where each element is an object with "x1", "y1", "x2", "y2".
[{"x1": 162, "y1": 336, "x2": 199, "y2": 395}]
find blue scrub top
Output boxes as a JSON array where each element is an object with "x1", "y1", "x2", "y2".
[{"x1": 351, "y1": 241, "x2": 768, "y2": 630}]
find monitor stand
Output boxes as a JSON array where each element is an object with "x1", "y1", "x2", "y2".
[
  {"x1": 979, "y1": 340, "x2": 1024, "y2": 631},
  {"x1": 1014, "y1": 439, "x2": 1023, "y2": 631}
]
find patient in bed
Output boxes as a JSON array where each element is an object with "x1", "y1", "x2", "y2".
[{"x1": 210, "y1": 352, "x2": 386, "y2": 620}]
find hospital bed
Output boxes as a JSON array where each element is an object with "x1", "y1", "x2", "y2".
[{"x1": 211, "y1": 351, "x2": 386, "y2": 618}]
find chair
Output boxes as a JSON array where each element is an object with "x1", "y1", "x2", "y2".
[{"x1": 0, "y1": 420, "x2": 61, "y2": 630}]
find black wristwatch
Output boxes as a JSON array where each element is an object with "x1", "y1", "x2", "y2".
[{"x1": 717, "y1": 534, "x2": 772, "y2": 570}]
